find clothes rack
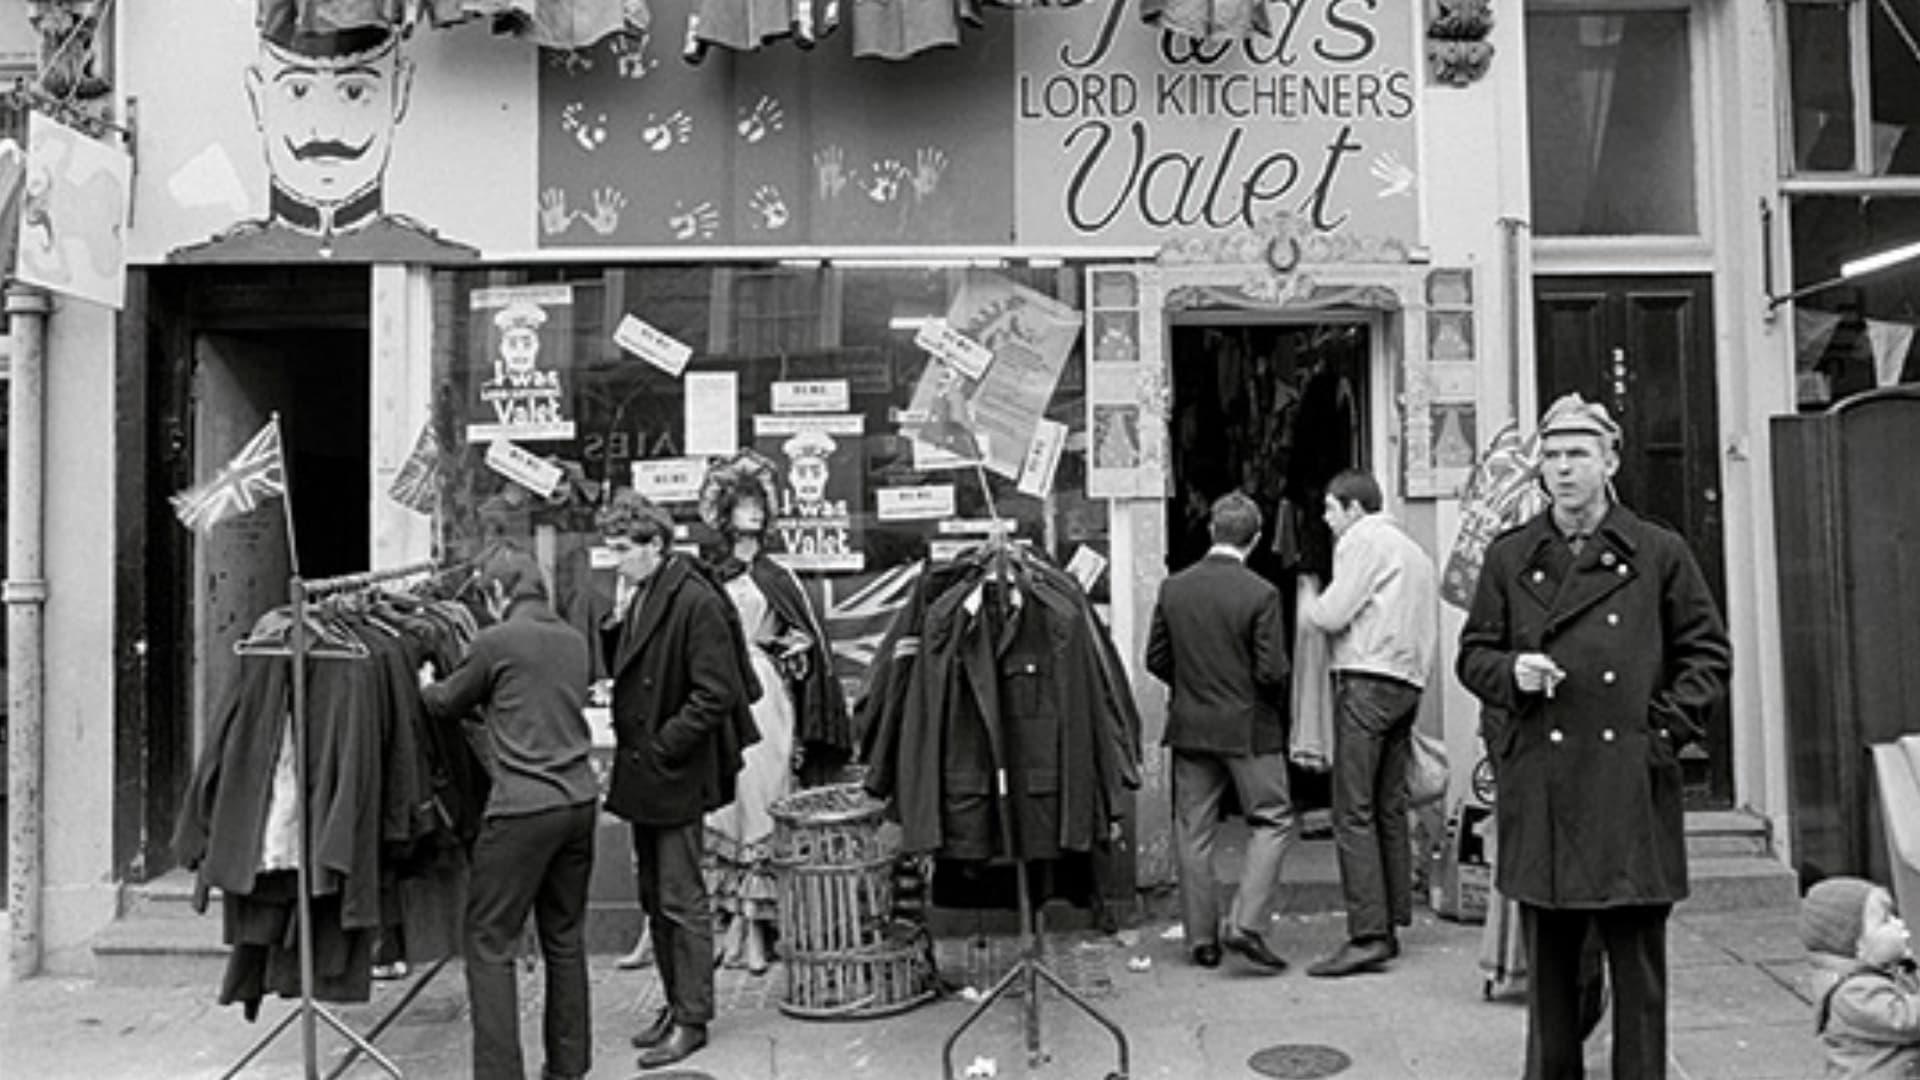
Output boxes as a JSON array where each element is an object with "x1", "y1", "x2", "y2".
[
  {"x1": 936, "y1": 522, "x2": 1131, "y2": 1080},
  {"x1": 218, "y1": 558, "x2": 448, "y2": 1080}
]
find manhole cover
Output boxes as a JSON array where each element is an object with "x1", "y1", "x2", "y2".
[{"x1": 1247, "y1": 1043, "x2": 1352, "y2": 1079}]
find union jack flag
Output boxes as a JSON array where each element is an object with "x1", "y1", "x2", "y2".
[
  {"x1": 170, "y1": 418, "x2": 286, "y2": 532},
  {"x1": 811, "y1": 562, "x2": 923, "y2": 694}
]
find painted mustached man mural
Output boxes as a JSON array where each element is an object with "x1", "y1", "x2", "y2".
[{"x1": 171, "y1": 6, "x2": 475, "y2": 263}]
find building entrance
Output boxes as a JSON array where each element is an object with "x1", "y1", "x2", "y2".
[{"x1": 1166, "y1": 319, "x2": 1372, "y2": 812}]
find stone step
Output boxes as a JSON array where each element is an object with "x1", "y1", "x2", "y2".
[
  {"x1": 1676, "y1": 854, "x2": 1802, "y2": 915},
  {"x1": 1685, "y1": 809, "x2": 1774, "y2": 859},
  {"x1": 91, "y1": 907, "x2": 228, "y2": 988}
]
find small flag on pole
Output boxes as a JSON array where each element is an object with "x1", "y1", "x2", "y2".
[{"x1": 171, "y1": 417, "x2": 286, "y2": 531}]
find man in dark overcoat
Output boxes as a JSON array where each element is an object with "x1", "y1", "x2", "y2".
[
  {"x1": 1147, "y1": 491, "x2": 1294, "y2": 972},
  {"x1": 596, "y1": 492, "x2": 757, "y2": 1070},
  {"x1": 1457, "y1": 393, "x2": 1730, "y2": 1079}
]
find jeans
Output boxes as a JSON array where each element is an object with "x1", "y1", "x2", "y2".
[
  {"x1": 1331, "y1": 672, "x2": 1421, "y2": 941},
  {"x1": 632, "y1": 820, "x2": 715, "y2": 1026},
  {"x1": 465, "y1": 802, "x2": 597, "y2": 1080}
]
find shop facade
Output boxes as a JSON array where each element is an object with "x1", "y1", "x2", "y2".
[{"x1": 9, "y1": 0, "x2": 1843, "y2": 973}]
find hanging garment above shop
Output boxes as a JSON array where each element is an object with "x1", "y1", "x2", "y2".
[
  {"x1": 265, "y1": 0, "x2": 650, "y2": 50},
  {"x1": 1139, "y1": 0, "x2": 1271, "y2": 44},
  {"x1": 684, "y1": 0, "x2": 839, "y2": 62}
]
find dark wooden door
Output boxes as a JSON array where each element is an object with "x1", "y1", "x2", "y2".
[{"x1": 1534, "y1": 274, "x2": 1729, "y2": 807}]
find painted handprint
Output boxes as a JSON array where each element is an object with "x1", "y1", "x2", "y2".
[
  {"x1": 737, "y1": 96, "x2": 786, "y2": 144},
  {"x1": 609, "y1": 33, "x2": 657, "y2": 80},
  {"x1": 583, "y1": 187, "x2": 627, "y2": 235},
  {"x1": 1371, "y1": 151, "x2": 1415, "y2": 198},
  {"x1": 861, "y1": 158, "x2": 908, "y2": 204},
  {"x1": 640, "y1": 111, "x2": 693, "y2": 153},
  {"x1": 748, "y1": 185, "x2": 790, "y2": 231},
  {"x1": 668, "y1": 200, "x2": 721, "y2": 241},
  {"x1": 814, "y1": 145, "x2": 848, "y2": 201},
  {"x1": 560, "y1": 103, "x2": 609, "y2": 151},
  {"x1": 539, "y1": 188, "x2": 577, "y2": 235},
  {"x1": 911, "y1": 147, "x2": 948, "y2": 200}
]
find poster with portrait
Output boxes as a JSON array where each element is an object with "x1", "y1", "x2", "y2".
[
  {"x1": 899, "y1": 271, "x2": 1079, "y2": 480},
  {"x1": 466, "y1": 284, "x2": 577, "y2": 443},
  {"x1": 754, "y1": 413, "x2": 865, "y2": 572}
]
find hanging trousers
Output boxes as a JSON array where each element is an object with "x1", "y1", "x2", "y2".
[
  {"x1": 465, "y1": 801, "x2": 597, "y2": 1080},
  {"x1": 1522, "y1": 901, "x2": 1672, "y2": 1080},
  {"x1": 632, "y1": 819, "x2": 715, "y2": 1026},
  {"x1": 1330, "y1": 671, "x2": 1420, "y2": 942}
]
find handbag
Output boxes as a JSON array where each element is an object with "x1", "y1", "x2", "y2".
[{"x1": 1407, "y1": 728, "x2": 1449, "y2": 809}]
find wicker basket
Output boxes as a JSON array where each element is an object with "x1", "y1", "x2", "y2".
[{"x1": 769, "y1": 784, "x2": 936, "y2": 1020}]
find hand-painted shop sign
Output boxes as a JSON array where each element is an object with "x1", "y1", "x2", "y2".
[
  {"x1": 1014, "y1": 0, "x2": 1420, "y2": 247},
  {"x1": 528, "y1": 0, "x2": 1418, "y2": 252}
]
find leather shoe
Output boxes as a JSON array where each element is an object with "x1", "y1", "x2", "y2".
[
  {"x1": 1306, "y1": 938, "x2": 1395, "y2": 978},
  {"x1": 1190, "y1": 943, "x2": 1222, "y2": 969},
  {"x1": 636, "y1": 1023, "x2": 708, "y2": 1070},
  {"x1": 1383, "y1": 933, "x2": 1401, "y2": 960},
  {"x1": 629, "y1": 1006, "x2": 673, "y2": 1049},
  {"x1": 1221, "y1": 925, "x2": 1288, "y2": 972}
]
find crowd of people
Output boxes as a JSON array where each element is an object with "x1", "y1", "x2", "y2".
[{"x1": 404, "y1": 394, "x2": 1920, "y2": 1079}]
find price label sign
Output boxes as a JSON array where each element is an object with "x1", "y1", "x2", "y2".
[
  {"x1": 614, "y1": 313, "x2": 694, "y2": 377},
  {"x1": 876, "y1": 484, "x2": 956, "y2": 522},
  {"x1": 484, "y1": 439, "x2": 564, "y2": 499},
  {"x1": 772, "y1": 380, "x2": 850, "y2": 414},
  {"x1": 631, "y1": 457, "x2": 706, "y2": 503},
  {"x1": 913, "y1": 319, "x2": 994, "y2": 381}
]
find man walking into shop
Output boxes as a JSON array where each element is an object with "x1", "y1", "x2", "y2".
[
  {"x1": 419, "y1": 548, "x2": 597, "y2": 1080},
  {"x1": 597, "y1": 491, "x2": 758, "y2": 1070},
  {"x1": 1147, "y1": 491, "x2": 1294, "y2": 972},
  {"x1": 1300, "y1": 468, "x2": 1438, "y2": 978},
  {"x1": 1457, "y1": 393, "x2": 1730, "y2": 1079}
]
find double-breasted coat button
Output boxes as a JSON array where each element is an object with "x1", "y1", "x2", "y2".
[
  {"x1": 1602, "y1": 671, "x2": 1617, "y2": 684},
  {"x1": 1616, "y1": 564, "x2": 1629, "y2": 577},
  {"x1": 1601, "y1": 552, "x2": 1617, "y2": 567},
  {"x1": 1549, "y1": 729, "x2": 1565, "y2": 743},
  {"x1": 1607, "y1": 612, "x2": 1620, "y2": 626},
  {"x1": 1601, "y1": 729, "x2": 1616, "y2": 742},
  {"x1": 1532, "y1": 569, "x2": 1546, "y2": 583}
]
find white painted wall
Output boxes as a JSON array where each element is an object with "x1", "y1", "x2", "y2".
[{"x1": 38, "y1": 297, "x2": 119, "y2": 974}]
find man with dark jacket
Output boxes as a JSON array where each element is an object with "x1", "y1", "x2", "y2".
[
  {"x1": 596, "y1": 491, "x2": 757, "y2": 1070},
  {"x1": 1457, "y1": 393, "x2": 1730, "y2": 1079},
  {"x1": 1147, "y1": 491, "x2": 1294, "y2": 972},
  {"x1": 420, "y1": 548, "x2": 597, "y2": 1080}
]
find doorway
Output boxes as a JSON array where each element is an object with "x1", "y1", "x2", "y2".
[
  {"x1": 1167, "y1": 319, "x2": 1372, "y2": 811},
  {"x1": 188, "y1": 329, "x2": 370, "y2": 756},
  {"x1": 1533, "y1": 273, "x2": 1728, "y2": 807}
]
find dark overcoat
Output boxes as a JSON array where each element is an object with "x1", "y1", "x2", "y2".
[
  {"x1": 1457, "y1": 505, "x2": 1730, "y2": 907},
  {"x1": 602, "y1": 555, "x2": 759, "y2": 827}
]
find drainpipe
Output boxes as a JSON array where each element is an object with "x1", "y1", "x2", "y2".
[{"x1": 6, "y1": 284, "x2": 49, "y2": 980}]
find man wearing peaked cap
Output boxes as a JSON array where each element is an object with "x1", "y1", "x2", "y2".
[
  {"x1": 1537, "y1": 391, "x2": 1622, "y2": 445},
  {"x1": 169, "y1": 1, "x2": 477, "y2": 264},
  {"x1": 1455, "y1": 390, "x2": 1730, "y2": 1078}
]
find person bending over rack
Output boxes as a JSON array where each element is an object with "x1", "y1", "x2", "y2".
[{"x1": 419, "y1": 548, "x2": 598, "y2": 1080}]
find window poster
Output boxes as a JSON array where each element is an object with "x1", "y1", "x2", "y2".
[
  {"x1": 899, "y1": 271, "x2": 1079, "y2": 480},
  {"x1": 466, "y1": 284, "x2": 577, "y2": 443},
  {"x1": 754, "y1": 413, "x2": 866, "y2": 572},
  {"x1": 1086, "y1": 266, "x2": 1166, "y2": 498}
]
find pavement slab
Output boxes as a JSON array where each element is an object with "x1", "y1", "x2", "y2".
[{"x1": 2, "y1": 905, "x2": 1822, "y2": 1080}]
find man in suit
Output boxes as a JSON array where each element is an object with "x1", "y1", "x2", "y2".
[
  {"x1": 1147, "y1": 491, "x2": 1294, "y2": 972},
  {"x1": 1457, "y1": 393, "x2": 1730, "y2": 1078},
  {"x1": 420, "y1": 548, "x2": 598, "y2": 1080},
  {"x1": 596, "y1": 492, "x2": 757, "y2": 1070}
]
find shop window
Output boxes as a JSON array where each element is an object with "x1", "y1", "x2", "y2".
[
  {"x1": 429, "y1": 263, "x2": 1103, "y2": 707},
  {"x1": 1525, "y1": 7, "x2": 1698, "y2": 235},
  {"x1": 1783, "y1": 0, "x2": 1920, "y2": 176},
  {"x1": 1787, "y1": 195, "x2": 1920, "y2": 409}
]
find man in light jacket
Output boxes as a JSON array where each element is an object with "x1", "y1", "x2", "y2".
[{"x1": 1300, "y1": 468, "x2": 1438, "y2": 977}]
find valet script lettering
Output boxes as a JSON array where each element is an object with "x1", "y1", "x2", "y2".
[{"x1": 1018, "y1": 0, "x2": 1417, "y2": 238}]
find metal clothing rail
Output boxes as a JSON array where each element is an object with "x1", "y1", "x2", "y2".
[
  {"x1": 936, "y1": 492, "x2": 1130, "y2": 1080},
  {"x1": 219, "y1": 557, "x2": 447, "y2": 1080}
]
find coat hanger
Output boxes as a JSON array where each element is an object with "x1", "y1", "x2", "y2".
[{"x1": 234, "y1": 605, "x2": 370, "y2": 658}]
